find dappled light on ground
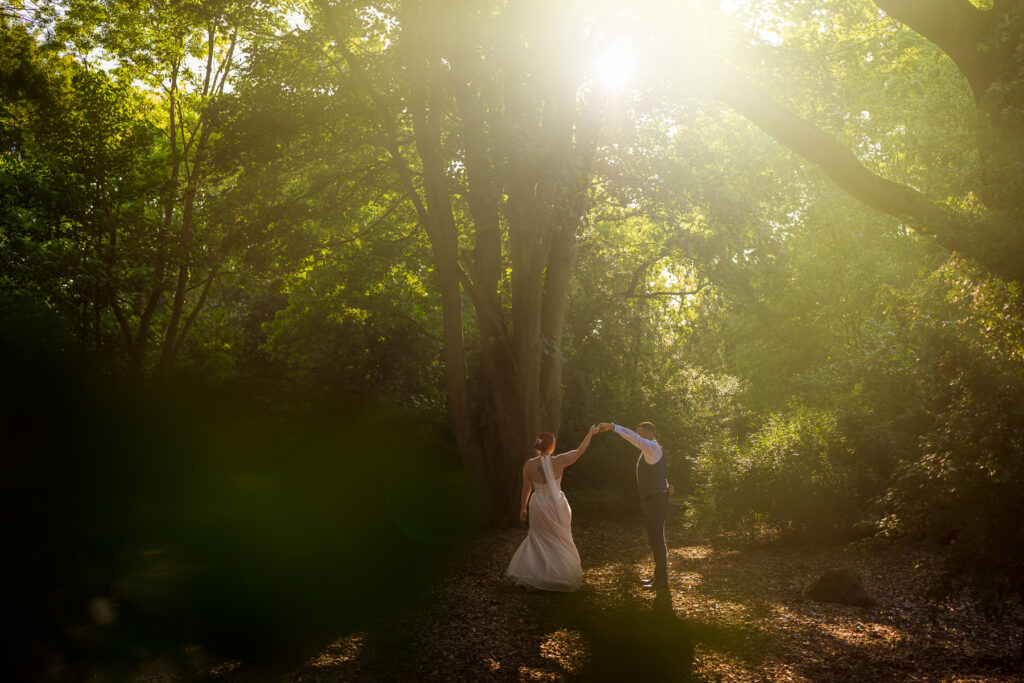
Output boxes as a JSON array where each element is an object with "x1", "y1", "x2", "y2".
[
  {"x1": 694, "y1": 649, "x2": 789, "y2": 682},
  {"x1": 673, "y1": 545, "x2": 714, "y2": 561},
  {"x1": 672, "y1": 570, "x2": 704, "y2": 588},
  {"x1": 109, "y1": 517, "x2": 1024, "y2": 680},
  {"x1": 516, "y1": 664, "x2": 560, "y2": 681},
  {"x1": 539, "y1": 628, "x2": 588, "y2": 675},
  {"x1": 306, "y1": 633, "x2": 364, "y2": 669},
  {"x1": 810, "y1": 617, "x2": 905, "y2": 647},
  {"x1": 274, "y1": 516, "x2": 1024, "y2": 681}
]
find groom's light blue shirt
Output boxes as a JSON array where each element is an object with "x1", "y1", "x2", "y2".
[{"x1": 612, "y1": 424, "x2": 663, "y2": 465}]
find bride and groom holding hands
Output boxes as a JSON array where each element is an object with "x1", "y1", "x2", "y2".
[{"x1": 506, "y1": 421, "x2": 674, "y2": 592}]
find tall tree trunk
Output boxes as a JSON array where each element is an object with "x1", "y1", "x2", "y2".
[
  {"x1": 319, "y1": 0, "x2": 493, "y2": 511},
  {"x1": 505, "y1": 148, "x2": 557, "y2": 513},
  {"x1": 539, "y1": 220, "x2": 578, "y2": 434},
  {"x1": 157, "y1": 178, "x2": 197, "y2": 377},
  {"x1": 451, "y1": 54, "x2": 521, "y2": 514},
  {"x1": 406, "y1": 18, "x2": 491, "y2": 512}
]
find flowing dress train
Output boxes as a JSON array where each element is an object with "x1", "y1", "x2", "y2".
[{"x1": 506, "y1": 455, "x2": 583, "y2": 591}]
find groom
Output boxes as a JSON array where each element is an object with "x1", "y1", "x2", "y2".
[{"x1": 598, "y1": 421, "x2": 671, "y2": 589}]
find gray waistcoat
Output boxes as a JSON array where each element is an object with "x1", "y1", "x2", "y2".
[{"x1": 636, "y1": 450, "x2": 668, "y2": 499}]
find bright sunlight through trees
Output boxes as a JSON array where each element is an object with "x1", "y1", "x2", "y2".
[{"x1": 593, "y1": 40, "x2": 636, "y2": 90}]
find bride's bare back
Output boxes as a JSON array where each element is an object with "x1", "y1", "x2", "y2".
[{"x1": 524, "y1": 455, "x2": 558, "y2": 486}]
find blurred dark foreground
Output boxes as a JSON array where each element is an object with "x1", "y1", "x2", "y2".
[{"x1": 0, "y1": 327, "x2": 481, "y2": 680}]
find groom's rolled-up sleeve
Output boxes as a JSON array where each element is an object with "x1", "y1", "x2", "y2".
[{"x1": 612, "y1": 425, "x2": 663, "y2": 464}]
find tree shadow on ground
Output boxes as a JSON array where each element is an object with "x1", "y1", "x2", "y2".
[
  {"x1": 330, "y1": 589, "x2": 699, "y2": 681},
  {"x1": 289, "y1": 512, "x2": 767, "y2": 680},
  {"x1": 566, "y1": 588, "x2": 695, "y2": 680},
  {"x1": 326, "y1": 576, "x2": 762, "y2": 681}
]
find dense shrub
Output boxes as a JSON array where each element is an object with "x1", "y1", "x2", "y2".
[
  {"x1": 692, "y1": 404, "x2": 859, "y2": 541},
  {"x1": 878, "y1": 261, "x2": 1024, "y2": 616}
]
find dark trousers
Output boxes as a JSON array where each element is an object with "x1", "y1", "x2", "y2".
[{"x1": 641, "y1": 492, "x2": 669, "y2": 581}]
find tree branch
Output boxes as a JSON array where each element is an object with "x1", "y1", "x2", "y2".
[
  {"x1": 710, "y1": 63, "x2": 969, "y2": 255},
  {"x1": 314, "y1": 0, "x2": 431, "y2": 228},
  {"x1": 872, "y1": 0, "x2": 994, "y2": 100},
  {"x1": 108, "y1": 295, "x2": 134, "y2": 360},
  {"x1": 328, "y1": 192, "x2": 408, "y2": 245},
  {"x1": 384, "y1": 310, "x2": 443, "y2": 345},
  {"x1": 456, "y1": 264, "x2": 510, "y2": 345},
  {"x1": 171, "y1": 263, "x2": 220, "y2": 360},
  {"x1": 201, "y1": 22, "x2": 215, "y2": 99},
  {"x1": 618, "y1": 283, "x2": 710, "y2": 301},
  {"x1": 624, "y1": 258, "x2": 659, "y2": 300}
]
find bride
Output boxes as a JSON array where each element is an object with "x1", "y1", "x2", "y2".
[{"x1": 506, "y1": 425, "x2": 599, "y2": 591}]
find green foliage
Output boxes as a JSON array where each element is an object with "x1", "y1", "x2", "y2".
[
  {"x1": 692, "y1": 404, "x2": 860, "y2": 541},
  {"x1": 260, "y1": 250, "x2": 445, "y2": 412},
  {"x1": 874, "y1": 260, "x2": 1024, "y2": 615},
  {"x1": 1, "y1": 20, "x2": 163, "y2": 366}
]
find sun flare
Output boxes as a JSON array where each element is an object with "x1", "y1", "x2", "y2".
[{"x1": 594, "y1": 40, "x2": 635, "y2": 90}]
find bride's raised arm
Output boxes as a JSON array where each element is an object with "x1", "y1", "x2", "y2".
[{"x1": 552, "y1": 425, "x2": 600, "y2": 469}]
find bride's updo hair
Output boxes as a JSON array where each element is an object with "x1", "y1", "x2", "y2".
[{"x1": 534, "y1": 431, "x2": 556, "y2": 455}]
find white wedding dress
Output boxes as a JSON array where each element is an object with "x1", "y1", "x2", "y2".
[{"x1": 506, "y1": 454, "x2": 583, "y2": 591}]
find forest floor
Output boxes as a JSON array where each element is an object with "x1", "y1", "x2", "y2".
[{"x1": 135, "y1": 513, "x2": 1022, "y2": 682}]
